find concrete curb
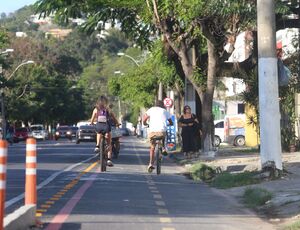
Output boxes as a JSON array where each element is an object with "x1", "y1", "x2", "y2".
[{"x1": 4, "y1": 204, "x2": 36, "y2": 230}]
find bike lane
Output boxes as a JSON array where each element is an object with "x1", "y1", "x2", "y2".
[{"x1": 37, "y1": 137, "x2": 275, "y2": 230}]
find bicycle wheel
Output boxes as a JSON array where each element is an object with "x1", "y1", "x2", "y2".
[
  {"x1": 156, "y1": 144, "x2": 161, "y2": 175},
  {"x1": 99, "y1": 137, "x2": 106, "y2": 172}
]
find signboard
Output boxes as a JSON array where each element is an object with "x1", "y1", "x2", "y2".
[
  {"x1": 163, "y1": 97, "x2": 173, "y2": 108},
  {"x1": 166, "y1": 115, "x2": 176, "y2": 151}
]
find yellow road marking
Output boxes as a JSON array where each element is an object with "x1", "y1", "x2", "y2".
[
  {"x1": 84, "y1": 162, "x2": 98, "y2": 172},
  {"x1": 53, "y1": 194, "x2": 62, "y2": 198},
  {"x1": 46, "y1": 201, "x2": 55, "y2": 205},
  {"x1": 37, "y1": 161, "x2": 98, "y2": 216},
  {"x1": 160, "y1": 218, "x2": 171, "y2": 223},
  {"x1": 158, "y1": 209, "x2": 169, "y2": 214},
  {"x1": 153, "y1": 194, "x2": 162, "y2": 199},
  {"x1": 36, "y1": 209, "x2": 47, "y2": 213},
  {"x1": 155, "y1": 201, "x2": 165, "y2": 206}
]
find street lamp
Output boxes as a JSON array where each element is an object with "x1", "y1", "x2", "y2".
[
  {"x1": 7, "y1": 60, "x2": 35, "y2": 81},
  {"x1": 0, "y1": 60, "x2": 35, "y2": 139},
  {"x1": 117, "y1": 52, "x2": 140, "y2": 66},
  {"x1": 0, "y1": 49, "x2": 14, "y2": 55}
]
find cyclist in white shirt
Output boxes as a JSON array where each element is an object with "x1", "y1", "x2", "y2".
[{"x1": 143, "y1": 100, "x2": 173, "y2": 172}]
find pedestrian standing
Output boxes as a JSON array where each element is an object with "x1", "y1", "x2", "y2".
[{"x1": 178, "y1": 105, "x2": 201, "y2": 158}]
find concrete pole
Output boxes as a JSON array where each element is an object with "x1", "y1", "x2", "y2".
[{"x1": 257, "y1": 0, "x2": 282, "y2": 170}]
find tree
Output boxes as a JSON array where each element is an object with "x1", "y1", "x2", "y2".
[
  {"x1": 34, "y1": 0, "x2": 300, "y2": 154},
  {"x1": 34, "y1": 0, "x2": 255, "y2": 153}
]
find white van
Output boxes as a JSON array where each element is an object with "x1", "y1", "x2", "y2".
[
  {"x1": 214, "y1": 114, "x2": 246, "y2": 147},
  {"x1": 214, "y1": 119, "x2": 225, "y2": 146}
]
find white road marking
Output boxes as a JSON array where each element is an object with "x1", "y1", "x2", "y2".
[{"x1": 5, "y1": 154, "x2": 97, "y2": 208}]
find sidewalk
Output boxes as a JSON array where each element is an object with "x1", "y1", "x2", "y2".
[{"x1": 173, "y1": 145, "x2": 300, "y2": 228}]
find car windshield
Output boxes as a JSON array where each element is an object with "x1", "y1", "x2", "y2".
[
  {"x1": 80, "y1": 125, "x2": 94, "y2": 130},
  {"x1": 57, "y1": 126, "x2": 70, "y2": 131},
  {"x1": 16, "y1": 128, "x2": 28, "y2": 132},
  {"x1": 31, "y1": 126, "x2": 43, "y2": 131}
]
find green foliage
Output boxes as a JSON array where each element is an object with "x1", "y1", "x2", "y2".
[
  {"x1": 211, "y1": 171, "x2": 259, "y2": 189},
  {"x1": 0, "y1": 28, "x2": 9, "y2": 49},
  {"x1": 280, "y1": 80, "x2": 299, "y2": 150},
  {"x1": 190, "y1": 163, "x2": 215, "y2": 182},
  {"x1": 243, "y1": 187, "x2": 273, "y2": 208}
]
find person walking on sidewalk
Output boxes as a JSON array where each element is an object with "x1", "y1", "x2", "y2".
[
  {"x1": 90, "y1": 95, "x2": 117, "y2": 167},
  {"x1": 143, "y1": 100, "x2": 173, "y2": 172},
  {"x1": 178, "y1": 105, "x2": 201, "y2": 158}
]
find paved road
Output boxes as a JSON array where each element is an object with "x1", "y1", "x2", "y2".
[{"x1": 5, "y1": 137, "x2": 275, "y2": 229}]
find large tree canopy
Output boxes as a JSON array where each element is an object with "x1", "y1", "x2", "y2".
[{"x1": 34, "y1": 0, "x2": 300, "y2": 153}]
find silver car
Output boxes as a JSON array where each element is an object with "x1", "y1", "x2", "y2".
[{"x1": 30, "y1": 124, "x2": 48, "y2": 140}]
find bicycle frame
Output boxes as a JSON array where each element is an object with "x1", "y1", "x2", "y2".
[
  {"x1": 99, "y1": 132, "x2": 108, "y2": 172},
  {"x1": 151, "y1": 136, "x2": 164, "y2": 175}
]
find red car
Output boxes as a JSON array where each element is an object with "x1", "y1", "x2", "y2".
[{"x1": 13, "y1": 127, "x2": 30, "y2": 142}]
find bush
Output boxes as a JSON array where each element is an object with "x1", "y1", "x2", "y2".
[
  {"x1": 243, "y1": 187, "x2": 273, "y2": 208},
  {"x1": 190, "y1": 163, "x2": 215, "y2": 182},
  {"x1": 210, "y1": 171, "x2": 259, "y2": 189}
]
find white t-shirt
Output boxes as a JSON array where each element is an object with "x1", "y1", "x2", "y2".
[{"x1": 146, "y1": 106, "x2": 171, "y2": 132}]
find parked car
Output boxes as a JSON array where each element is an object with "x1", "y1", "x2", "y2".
[
  {"x1": 55, "y1": 126, "x2": 72, "y2": 140},
  {"x1": 76, "y1": 125, "x2": 96, "y2": 144},
  {"x1": 30, "y1": 124, "x2": 48, "y2": 140},
  {"x1": 14, "y1": 127, "x2": 31, "y2": 142},
  {"x1": 214, "y1": 114, "x2": 246, "y2": 147}
]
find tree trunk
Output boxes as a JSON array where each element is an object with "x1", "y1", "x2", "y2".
[
  {"x1": 197, "y1": 40, "x2": 218, "y2": 155},
  {"x1": 176, "y1": 40, "x2": 218, "y2": 156}
]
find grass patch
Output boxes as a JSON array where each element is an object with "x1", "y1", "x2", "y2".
[
  {"x1": 237, "y1": 147, "x2": 259, "y2": 153},
  {"x1": 243, "y1": 187, "x2": 272, "y2": 208},
  {"x1": 283, "y1": 220, "x2": 300, "y2": 230},
  {"x1": 190, "y1": 163, "x2": 215, "y2": 182},
  {"x1": 210, "y1": 171, "x2": 260, "y2": 189}
]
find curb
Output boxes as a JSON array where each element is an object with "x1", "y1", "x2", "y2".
[{"x1": 4, "y1": 205, "x2": 36, "y2": 230}]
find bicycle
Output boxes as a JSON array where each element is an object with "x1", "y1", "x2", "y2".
[
  {"x1": 149, "y1": 135, "x2": 165, "y2": 175},
  {"x1": 98, "y1": 130, "x2": 108, "y2": 172}
]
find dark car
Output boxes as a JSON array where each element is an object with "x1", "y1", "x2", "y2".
[
  {"x1": 70, "y1": 126, "x2": 78, "y2": 137},
  {"x1": 76, "y1": 125, "x2": 96, "y2": 144},
  {"x1": 14, "y1": 127, "x2": 30, "y2": 142},
  {"x1": 55, "y1": 126, "x2": 72, "y2": 140}
]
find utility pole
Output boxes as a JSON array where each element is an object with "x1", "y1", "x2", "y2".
[
  {"x1": 158, "y1": 82, "x2": 163, "y2": 101},
  {"x1": 257, "y1": 0, "x2": 282, "y2": 170}
]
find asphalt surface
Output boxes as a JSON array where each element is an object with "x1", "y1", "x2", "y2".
[{"x1": 5, "y1": 137, "x2": 276, "y2": 229}]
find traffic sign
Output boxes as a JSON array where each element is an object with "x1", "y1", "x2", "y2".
[{"x1": 163, "y1": 97, "x2": 173, "y2": 108}]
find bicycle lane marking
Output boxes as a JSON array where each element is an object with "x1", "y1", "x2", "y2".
[
  {"x1": 132, "y1": 139, "x2": 175, "y2": 230},
  {"x1": 44, "y1": 164, "x2": 99, "y2": 230}
]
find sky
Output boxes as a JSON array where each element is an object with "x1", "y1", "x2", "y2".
[{"x1": 1, "y1": 0, "x2": 37, "y2": 14}]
